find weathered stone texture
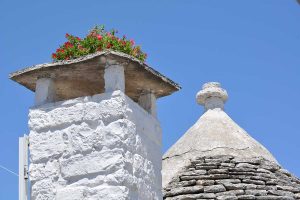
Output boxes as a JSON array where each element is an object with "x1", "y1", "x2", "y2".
[
  {"x1": 10, "y1": 51, "x2": 181, "y2": 102},
  {"x1": 29, "y1": 90, "x2": 162, "y2": 200},
  {"x1": 163, "y1": 155, "x2": 300, "y2": 200}
]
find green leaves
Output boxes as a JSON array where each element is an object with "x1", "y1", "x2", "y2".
[{"x1": 52, "y1": 25, "x2": 147, "y2": 62}]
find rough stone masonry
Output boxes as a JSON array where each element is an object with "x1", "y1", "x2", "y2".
[
  {"x1": 163, "y1": 155, "x2": 300, "y2": 200},
  {"x1": 29, "y1": 90, "x2": 162, "y2": 200}
]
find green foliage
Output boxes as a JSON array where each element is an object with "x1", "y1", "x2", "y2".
[{"x1": 52, "y1": 25, "x2": 147, "y2": 62}]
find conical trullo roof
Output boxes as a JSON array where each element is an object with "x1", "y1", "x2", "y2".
[{"x1": 162, "y1": 82, "x2": 300, "y2": 200}]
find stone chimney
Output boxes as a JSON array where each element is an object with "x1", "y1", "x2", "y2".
[{"x1": 10, "y1": 51, "x2": 180, "y2": 200}]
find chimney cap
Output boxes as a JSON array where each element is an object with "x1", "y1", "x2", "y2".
[{"x1": 9, "y1": 50, "x2": 181, "y2": 102}]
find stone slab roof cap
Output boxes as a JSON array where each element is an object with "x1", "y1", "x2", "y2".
[{"x1": 9, "y1": 51, "x2": 181, "y2": 102}]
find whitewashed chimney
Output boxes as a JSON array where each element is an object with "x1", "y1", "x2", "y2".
[{"x1": 10, "y1": 51, "x2": 180, "y2": 200}]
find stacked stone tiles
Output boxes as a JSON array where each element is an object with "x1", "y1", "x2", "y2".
[
  {"x1": 162, "y1": 82, "x2": 300, "y2": 200},
  {"x1": 163, "y1": 155, "x2": 300, "y2": 200}
]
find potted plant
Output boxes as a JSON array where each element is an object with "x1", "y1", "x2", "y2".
[{"x1": 52, "y1": 25, "x2": 147, "y2": 62}]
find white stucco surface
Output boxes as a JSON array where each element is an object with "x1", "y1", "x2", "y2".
[
  {"x1": 138, "y1": 92, "x2": 157, "y2": 117},
  {"x1": 35, "y1": 78, "x2": 56, "y2": 106},
  {"x1": 28, "y1": 90, "x2": 162, "y2": 200},
  {"x1": 104, "y1": 65, "x2": 125, "y2": 92}
]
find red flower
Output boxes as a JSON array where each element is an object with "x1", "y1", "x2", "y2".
[
  {"x1": 130, "y1": 39, "x2": 135, "y2": 46},
  {"x1": 52, "y1": 53, "x2": 57, "y2": 59},
  {"x1": 64, "y1": 42, "x2": 73, "y2": 48},
  {"x1": 56, "y1": 48, "x2": 65, "y2": 53},
  {"x1": 52, "y1": 26, "x2": 147, "y2": 62},
  {"x1": 89, "y1": 31, "x2": 97, "y2": 37},
  {"x1": 97, "y1": 35, "x2": 102, "y2": 40},
  {"x1": 106, "y1": 43, "x2": 112, "y2": 48}
]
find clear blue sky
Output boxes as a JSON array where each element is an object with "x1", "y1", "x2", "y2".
[{"x1": 1, "y1": 1, "x2": 300, "y2": 199}]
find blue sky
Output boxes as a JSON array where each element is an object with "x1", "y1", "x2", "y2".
[{"x1": 1, "y1": 0, "x2": 300, "y2": 199}]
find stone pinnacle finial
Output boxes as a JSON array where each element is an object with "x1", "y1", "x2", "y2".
[{"x1": 196, "y1": 82, "x2": 228, "y2": 110}]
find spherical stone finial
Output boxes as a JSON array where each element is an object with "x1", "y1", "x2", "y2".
[{"x1": 196, "y1": 82, "x2": 228, "y2": 110}]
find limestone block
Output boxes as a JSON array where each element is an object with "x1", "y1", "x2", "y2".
[
  {"x1": 64, "y1": 122, "x2": 95, "y2": 154},
  {"x1": 164, "y1": 185, "x2": 204, "y2": 197},
  {"x1": 93, "y1": 119, "x2": 136, "y2": 151},
  {"x1": 106, "y1": 119, "x2": 135, "y2": 139},
  {"x1": 204, "y1": 184, "x2": 226, "y2": 193},
  {"x1": 237, "y1": 195, "x2": 256, "y2": 199},
  {"x1": 31, "y1": 179, "x2": 55, "y2": 200},
  {"x1": 165, "y1": 193, "x2": 216, "y2": 199},
  {"x1": 244, "y1": 189, "x2": 268, "y2": 196},
  {"x1": 56, "y1": 186, "x2": 87, "y2": 200},
  {"x1": 28, "y1": 109, "x2": 52, "y2": 132},
  {"x1": 67, "y1": 168, "x2": 135, "y2": 189},
  {"x1": 60, "y1": 149, "x2": 124, "y2": 180},
  {"x1": 29, "y1": 160, "x2": 59, "y2": 182},
  {"x1": 29, "y1": 131, "x2": 67, "y2": 163},
  {"x1": 29, "y1": 102, "x2": 85, "y2": 132},
  {"x1": 87, "y1": 185, "x2": 129, "y2": 200},
  {"x1": 83, "y1": 97, "x2": 127, "y2": 125},
  {"x1": 104, "y1": 168, "x2": 136, "y2": 187},
  {"x1": 67, "y1": 175, "x2": 106, "y2": 188}
]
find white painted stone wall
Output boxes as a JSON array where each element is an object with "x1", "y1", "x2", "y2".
[{"x1": 28, "y1": 90, "x2": 162, "y2": 200}]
